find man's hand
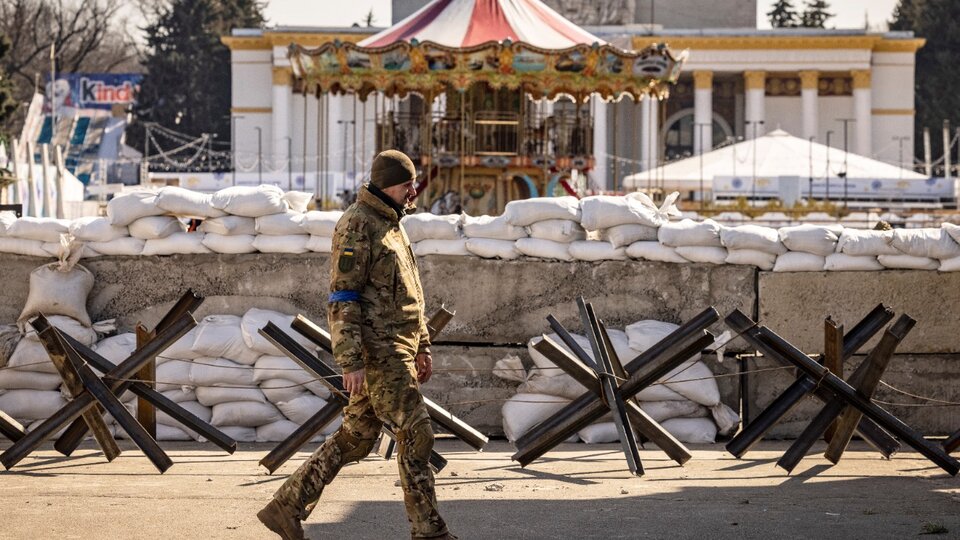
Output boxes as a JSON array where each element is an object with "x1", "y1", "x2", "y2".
[
  {"x1": 415, "y1": 351, "x2": 433, "y2": 384},
  {"x1": 343, "y1": 368, "x2": 366, "y2": 395}
]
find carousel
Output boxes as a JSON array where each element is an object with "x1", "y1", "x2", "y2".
[{"x1": 287, "y1": 0, "x2": 686, "y2": 215}]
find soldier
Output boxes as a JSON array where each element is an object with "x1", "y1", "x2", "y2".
[{"x1": 257, "y1": 150, "x2": 455, "y2": 540}]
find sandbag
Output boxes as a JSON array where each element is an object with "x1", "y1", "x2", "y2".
[
  {"x1": 675, "y1": 246, "x2": 727, "y2": 264},
  {"x1": 252, "y1": 355, "x2": 331, "y2": 399},
  {"x1": 240, "y1": 308, "x2": 317, "y2": 357},
  {"x1": 413, "y1": 239, "x2": 470, "y2": 257},
  {"x1": 256, "y1": 419, "x2": 325, "y2": 443},
  {"x1": 156, "y1": 400, "x2": 211, "y2": 431},
  {"x1": 772, "y1": 252, "x2": 825, "y2": 272},
  {"x1": 0, "y1": 389, "x2": 66, "y2": 421},
  {"x1": 625, "y1": 241, "x2": 687, "y2": 263},
  {"x1": 209, "y1": 425, "x2": 257, "y2": 442},
  {"x1": 462, "y1": 214, "x2": 527, "y2": 240},
  {"x1": 711, "y1": 403, "x2": 741, "y2": 436},
  {"x1": 198, "y1": 215, "x2": 257, "y2": 236},
  {"x1": 210, "y1": 185, "x2": 287, "y2": 217},
  {"x1": 260, "y1": 379, "x2": 310, "y2": 404},
  {"x1": 579, "y1": 192, "x2": 679, "y2": 230},
  {"x1": 86, "y1": 237, "x2": 145, "y2": 256},
  {"x1": 635, "y1": 381, "x2": 688, "y2": 402},
  {"x1": 501, "y1": 392, "x2": 573, "y2": 442},
  {"x1": 0, "y1": 368, "x2": 63, "y2": 390},
  {"x1": 282, "y1": 191, "x2": 313, "y2": 213},
  {"x1": 624, "y1": 319, "x2": 700, "y2": 364},
  {"x1": 7, "y1": 340, "x2": 58, "y2": 373},
  {"x1": 639, "y1": 400, "x2": 708, "y2": 423},
  {"x1": 518, "y1": 373, "x2": 586, "y2": 400},
  {"x1": 943, "y1": 222, "x2": 960, "y2": 244},
  {"x1": 251, "y1": 234, "x2": 309, "y2": 254},
  {"x1": 720, "y1": 224, "x2": 787, "y2": 254},
  {"x1": 156, "y1": 359, "x2": 194, "y2": 392},
  {"x1": 939, "y1": 256, "x2": 960, "y2": 272},
  {"x1": 68, "y1": 216, "x2": 128, "y2": 242},
  {"x1": 155, "y1": 186, "x2": 226, "y2": 218},
  {"x1": 401, "y1": 213, "x2": 462, "y2": 242},
  {"x1": 107, "y1": 191, "x2": 164, "y2": 226},
  {"x1": 601, "y1": 223, "x2": 658, "y2": 248},
  {"x1": 162, "y1": 388, "x2": 197, "y2": 403},
  {"x1": 189, "y1": 357, "x2": 256, "y2": 388},
  {"x1": 192, "y1": 315, "x2": 262, "y2": 365},
  {"x1": 877, "y1": 254, "x2": 940, "y2": 270},
  {"x1": 890, "y1": 228, "x2": 960, "y2": 259},
  {"x1": 514, "y1": 238, "x2": 572, "y2": 261},
  {"x1": 823, "y1": 253, "x2": 883, "y2": 271},
  {"x1": 526, "y1": 220, "x2": 586, "y2": 243},
  {"x1": 0, "y1": 237, "x2": 49, "y2": 257},
  {"x1": 527, "y1": 333, "x2": 594, "y2": 374},
  {"x1": 836, "y1": 228, "x2": 898, "y2": 256},
  {"x1": 658, "y1": 219, "x2": 723, "y2": 248},
  {"x1": 276, "y1": 394, "x2": 328, "y2": 424},
  {"x1": 195, "y1": 385, "x2": 267, "y2": 407},
  {"x1": 778, "y1": 224, "x2": 842, "y2": 256},
  {"x1": 661, "y1": 417, "x2": 717, "y2": 444},
  {"x1": 128, "y1": 216, "x2": 186, "y2": 240},
  {"x1": 210, "y1": 400, "x2": 283, "y2": 427},
  {"x1": 6, "y1": 217, "x2": 71, "y2": 242},
  {"x1": 157, "y1": 327, "x2": 201, "y2": 361},
  {"x1": 578, "y1": 422, "x2": 619, "y2": 444},
  {"x1": 301, "y1": 211, "x2": 343, "y2": 237},
  {"x1": 493, "y1": 355, "x2": 527, "y2": 383},
  {"x1": 256, "y1": 212, "x2": 305, "y2": 235},
  {"x1": 724, "y1": 248, "x2": 776, "y2": 270},
  {"x1": 660, "y1": 360, "x2": 720, "y2": 406},
  {"x1": 22, "y1": 315, "x2": 97, "y2": 346},
  {"x1": 142, "y1": 232, "x2": 211, "y2": 256},
  {"x1": 568, "y1": 240, "x2": 627, "y2": 261},
  {"x1": 19, "y1": 262, "x2": 94, "y2": 327},
  {"x1": 0, "y1": 211, "x2": 15, "y2": 235},
  {"x1": 202, "y1": 233, "x2": 257, "y2": 254},
  {"x1": 465, "y1": 238, "x2": 521, "y2": 259},
  {"x1": 155, "y1": 424, "x2": 194, "y2": 441},
  {"x1": 503, "y1": 197, "x2": 581, "y2": 227},
  {"x1": 305, "y1": 235, "x2": 333, "y2": 253}
]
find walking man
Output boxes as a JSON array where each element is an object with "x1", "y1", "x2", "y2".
[{"x1": 258, "y1": 150, "x2": 453, "y2": 539}]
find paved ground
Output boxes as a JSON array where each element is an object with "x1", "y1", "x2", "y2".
[{"x1": 0, "y1": 439, "x2": 958, "y2": 539}]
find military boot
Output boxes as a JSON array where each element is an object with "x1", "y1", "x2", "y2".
[{"x1": 257, "y1": 498, "x2": 305, "y2": 540}]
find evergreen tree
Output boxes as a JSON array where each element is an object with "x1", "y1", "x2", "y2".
[
  {"x1": 0, "y1": 34, "x2": 17, "y2": 141},
  {"x1": 128, "y1": 0, "x2": 264, "y2": 166},
  {"x1": 800, "y1": 0, "x2": 834, "y2": 28},
  {"x1": 768, "y1": 0, "x2": 800, "y2": 28}
]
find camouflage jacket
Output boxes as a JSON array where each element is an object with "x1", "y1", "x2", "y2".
[{"x1": 328, "y1": 184, "x2": 430, "y2": 373}]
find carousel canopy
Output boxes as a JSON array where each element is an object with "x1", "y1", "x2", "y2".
[{"x1": 359, "y1": 0, "x2": 604, "y2": 49}]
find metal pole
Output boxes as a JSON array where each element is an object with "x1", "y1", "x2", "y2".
[
  {"x1": 231, "y1": 115, "x2": 244, "y2": 186},
  {"x1": 808, "y1": 136, "x2": 814, "y2": 200},
  {"x1": 255, "y1": 126, "x2": 262, "y2": 183},
  {"x1": 302, "y1": 92, "x2": 308, "y2": 189},
  {"x1": 826, "y1": 130, "x2": 833, "y2": 202},
  {"x1": 837, "y1": 118, "x2": 854, "y2": 209},
  {"x1": 286, "y1": 136, "x2": 292, "y2": 191},
  {"x1": 923, "y1": 127, "x2": 932, "y2": 177},
  {"x1": 695, "y1": 122, "x2": 709, "y2": 209},
  {"x1": 49, "y1": 44, "x2": 56, "y2": 145},
  {"x1": 316, "y1": 91, "x2": 322, "y2": 204},
  {"x1": 943, "y1": 120, "x2": 951, "y2": 181}
]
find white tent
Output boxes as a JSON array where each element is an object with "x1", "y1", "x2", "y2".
[{"x1": 623, "y1": 129, "x2": 950, "y2": 204}]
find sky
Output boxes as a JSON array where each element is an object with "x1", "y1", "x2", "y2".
[{"x1": 259, "y1": 0, "x2": 903, "y2": 31}]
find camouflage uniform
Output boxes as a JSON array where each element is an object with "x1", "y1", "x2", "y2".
[{"x1": 272, "y1": 184, "x2": 447, "y2": 538}]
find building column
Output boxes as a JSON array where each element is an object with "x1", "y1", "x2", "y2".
[
  {"x1": 693, "y1": 70, "x2": 713, "y2": 155},
  {"x1": 640, "y1": 97, "x2": 659, "y2": 171},
  {"x1": 743, "y1": 70, "x2": 766, "y2": 139},
  {"x1": 799, "y1": 70, "x2": 819, "y2": 140},
  {"x1": 592, "y1": 95, "x2": 609, "y2": 190},
  {"x1": 851, "y1": 69, "x2": 872, "y2": 157},
  {"x1": 272, "y1": 67, "x2": 293, "y2": 175}
]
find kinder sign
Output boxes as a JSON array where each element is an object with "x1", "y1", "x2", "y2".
[{"x1": 44, "y1": 73, "x2": 142, "y2": 111}]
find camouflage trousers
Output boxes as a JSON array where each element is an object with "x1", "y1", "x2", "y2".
[{"x1": 272, "y1": 357, "x2": 448, "y2": 538}]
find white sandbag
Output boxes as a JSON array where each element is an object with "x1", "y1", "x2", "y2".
[
  {"x1": 210, "y1": 400, "x2": 283, "y2": 427},
  {"x1": 107, "y1": 191, "x2": 164, "y2": 226},
  {"x1": 606, "y1": 328, "x2": 639, "y2": 364},
  {"x1": 40, "y1": 241, "x2": 98, "y2": 259},
  {"x1": 252, "y1": 355, "x2": 331, "y2": 399},
  {"x1": 465, "y1": 238, "x2": 521, "y2": 259},
  {"x1": 675, "y1": 246, "x2": 727, "y2": 264},
  {"x1": 305, "y1": 235, "x2": 333, "y2": 253},
  {"x1": 157, "y1": 327, "x2": 201, "y2": 361},
  {"x1": 202, "y1": 233, "x2": 257, "y2": 254},
  {"x1": 301, "y1": 211, "x2": 343, "y2": 237},
  {"x1": 639, "y1": 400, "x2": 708, "y2": 423},
  {"x1": 6, "y1": 217, "x2": 71, "y2": 242},
  {"x1": 7, "y1": 340, "x2": 57, "y2": 373},
  {"x1": 625, "y1": 320, "x2": 682, "y2": 354},
  {"x1": 658, "y1": 219, "x2": 723, "y2": 248},
  {"x1": 778, "y1": 224, "x2": 842, "y2": 256},
  {"x1": 518, "y1": 374, "x2": 586, "y2": 400},
  {"x1": 501, "y1": 392, "x2": 572, "y2": 442},
  {"x1": 503, "y1": 196, "x2": 581, "y2": 227},
  {"x1": 155, "y1": 424, "x2": 194, "y2": 441},
  {"x1": 156, "y1": 400, "x2": 211, "y2": 430},
  {"x1": 579, "y1": 192, "x2": 679, "y2": 230},
  {"x1": 711, "y1": 403, "x2": 741, "y2": 436},
  {"x1": 526, "y1": 219, "x2": 586, "y2": 243},
  {"x1": 260, "y1": 379, "x2": 310, "y2": 404},
  {"x1": 836, "y1": 228, "x2": 898, "y2": 256},
  {"x1": 625, "y1": 241, "x2": 687, "y2": 263},
  {"x1": 277, "y1": 394, "x2": 328, "y2": 424},
  {"x1": 282, "y1": 191, "x2": 313, "y2": 213},
  {"x1": 527, "y1": 333, "x2": 594, "y2": 374},
  {"x1": 68, "y1": 216, "x2": 128, "y2": 242},
  {"x1": 128, "y1": 216, "x2": 186, "y2": 240},
  {"x1": 142, "y1": 232, "x2": 210, "y2": 256},
  {"x1": 0, "y1": 211, "x2": 14, "y2": 235},
  {"x1": 492, "y1": 355, "x2": 527, "y2": 383},
  {"x1": 401, "y1": 213, "x2": 462, "y2": 242},
  {"x1": 256, "y1": 212, "x2": 306, "y2": 235},
  {"x1": 192, "y1": 315, "x2": 261, "y2": 365},
  {"x1": 198, "y1": 215, "x2": 257, "y2": 236},
  {"x1": 568, "y1": 240, "x2": 627, "y2": 261},
  {"x1": 724, "y1": 249, "x2": 776, "y2": 270},
  {"x1": 939, "y1": 256, "x2": 960, "y2": 272},
  {"x1": 514, "y1": 238, "x2": 572, "y2": 261},
  {"x1": 0, "y1": 389, "x2": 66, "y2": 421},
  {"x1": 462, "y1": 214, "x2": 527, "y2": 240},
  {"x1": 25, "y1": 420, "x2": 69, "y2": 439},
  {"x1": 635, "y1": 381, "x2": 688, "y2": 402},
  {"x1": 601, "y1": 223, "x2": 658, "y2": 248},
  {"x1": 161, "y1": 388, "x2": 197, "y2": 403},
  {"x1": 251, "y1": 234, "x2": 309, "y2": 254},
  {"x1": 195, "y1": 386, "x2": 267, "y2": 407},
  {"x1": 156, "y1": 359, "x2": 195, "y2": 392},
  {"x1": 210, "y1": 185, "x2": 287, "y2": 217},
  {"x1": 661, "y1": 360, "x2": 720, "y2": 406},
  {"x1": 0, "y1": 368, "x2": 63, "y2": 390},
  {"x1": 720, "y1": 224, "x2": 787, "y2": 254},
  {"x1": 877, "y1": 254, "x2": 940, "y2": 270},
  {"x1": 661, "y1": 417, "x2": 717, "y2": 444},
  {"x1": 0, "y1": 237, "x2": 49, "y2": 257},
  {"x1": 578, "y1": 422, "x2": 620, "y2": 444},
  {"x1": 772, "y1": 252, "x2": 825, "y2": 272},
  {"x1": 413, "y1": 239, "x2": 470, "y2": 257},
  {"x1": 944, "y1": 222, "x2": 960, "y2": 244},
  {"x1": 257, "y1": 419, "x2": 326, "y2": 443},
  {"x1": 188, "y1": 357, "x2": 256, "y2": 388},
  {"x1": 86, "y1": 237, "x2": 145, "y2": 256},
  {"x1": 155, "y1": 186, "x2": 226, "y2": 218},
  {"x1": 19, "y1": 262, "x2": 94, "y2": 327},
  {"x1": 22, "y1": 315, "x2": 97, "y2": 346},
  {"x1": 890, "y1": 228, "x2": 960, "y2": 259},
  {"x1": 209, "y1": 426, "x2": 257, "y2": 442},
  {"x1": 240, "y1": 308, "x2": 316, "y2": 357},
  {"x1": 823, "y1": 253, "x2": 883, "y2": 271}
]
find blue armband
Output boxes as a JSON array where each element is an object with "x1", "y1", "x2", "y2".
[{"x1": 328, "y1": 290, "x2": 361, "y2": 303}]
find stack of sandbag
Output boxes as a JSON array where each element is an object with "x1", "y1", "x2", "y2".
[
  {"x1": 773, "y1": 224, "x2": 842, "y2": 272},
  {"x1": 505, "y1": 197, "x2": 583, "y2": 261},
  {"x1": 462, "y1": 214, "x2": 526, "y2": 260},
  {"x1": 719, "y1": 224, "x2": 787, "y2": 271},
  {"x1": 655, "y1": 218, "x2": 727, "y2": 265},
  {"x1": 577, "y1": 192, "x2": 680, "y2": 262},
  {"x1": 403, "y1": 213, "x2": 467, "y2": 256},
  {"x1": 0, "y1": 215, "x2": 74, "y2": 258},
  {"x1": 880, "y1": 226, "x2": 960, "y2": 271},
  {"x1": 301, "y1": 210, "x2": 343, "y2": 254}
]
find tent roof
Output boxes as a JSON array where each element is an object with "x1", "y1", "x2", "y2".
[
  {"x1": 623, "y1": 129, "x2": 927, "y2": 190},
  {"x1": 359, "y1": 0, "x2": 604, "y2": 49}
]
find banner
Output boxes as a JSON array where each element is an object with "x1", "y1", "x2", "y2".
[{"x1": 44, "y1": 73, "x2": 142, "y2": 112}]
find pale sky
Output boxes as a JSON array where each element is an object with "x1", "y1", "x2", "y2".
[{"x1": 259, "y1": 0, "x2": 903, "y2": 31}]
